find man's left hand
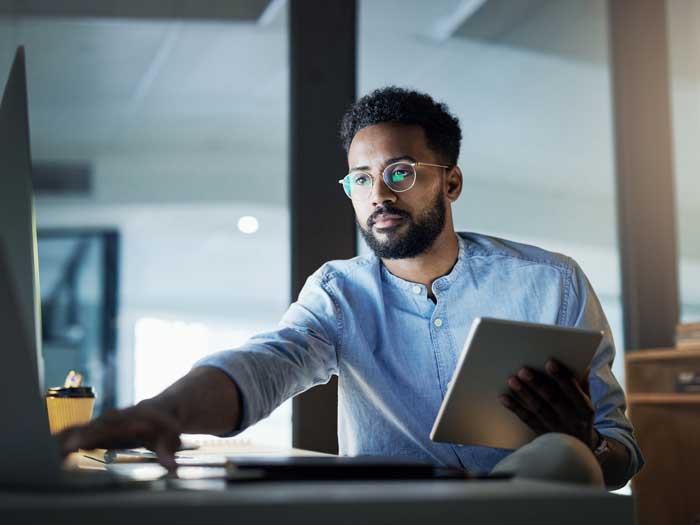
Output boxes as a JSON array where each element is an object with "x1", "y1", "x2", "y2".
[{"x1": 499, "y1": 359, "x2": 598, "y2": 450}]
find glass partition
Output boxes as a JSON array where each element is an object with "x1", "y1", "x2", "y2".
[
  {"x1": 668, "y1": 0, "x2": 700, "y2": 324},
  {"x1": 1, "y1": 11, "x2": 292, "y2": 446},
  {"x1": 38, "y1": 230, "x2": 118, "y2": 415},
  {"x1": 359, "y1": 0, "x2": 625, "y2": 382}
]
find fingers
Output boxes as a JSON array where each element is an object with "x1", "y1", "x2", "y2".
[
  {"x1": 505, "y1": 374, "x2": 560, "y2": 430},
  {"x1": 54, "y1": 404, "x2": 182, "y2": 471},
  {"x1": 154, "y1": 442, "x2": 178, "y2": 471},
  {"x1": 546, "y1": 359, "x2": 594, "y2": 420},
  {"x1": 144, "y1": 413, "x2": 182, "y2": 471},
  {"x1": 514, "y1": 367, "x2": 577, "y2": 427},
  {"x1": 501, "y1": 360, "x2": 597, "y2": 448},
  {"x1": 68, "y1": 410, "x2": 149, "y2": 451},
  {"x1": 499, "y1": 393, "x2": 547, "y2": 435},
  {"x1": 56, "y1": 426, "x2": 85, "y2": 456}
]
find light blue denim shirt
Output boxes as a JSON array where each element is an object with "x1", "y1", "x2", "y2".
[{"x1": 197, "y1": 232, "x2": 643, "y2": 479}]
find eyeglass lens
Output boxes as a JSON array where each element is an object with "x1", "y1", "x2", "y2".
[{"x1": 344, "y1": 162, "x2": 416, "y2": 198}]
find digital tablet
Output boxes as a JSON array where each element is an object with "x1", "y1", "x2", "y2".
[{"x1": 430, "y1": 317, "x2": 603, "y2": 450}]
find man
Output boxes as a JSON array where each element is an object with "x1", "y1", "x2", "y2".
[{"x1": 60, "y1": 87, "x2": 643, "y2": 489}]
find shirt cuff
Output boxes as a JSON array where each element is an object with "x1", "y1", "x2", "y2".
[{"x1": 596, "y1": 426, "x2": 645, "y2": 483}]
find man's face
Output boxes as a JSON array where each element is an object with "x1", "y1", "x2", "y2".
[{"x1": 347, "y1": 123, "x2": 448, "y2": 259}]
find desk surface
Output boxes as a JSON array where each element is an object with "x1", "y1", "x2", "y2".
[{"x1": 0, "y1": 442, "x2": 633, "y2": 525}]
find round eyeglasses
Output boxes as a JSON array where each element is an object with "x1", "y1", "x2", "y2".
[{"x1": 338, "y1": 160, "x2": 450, "y2": 199}]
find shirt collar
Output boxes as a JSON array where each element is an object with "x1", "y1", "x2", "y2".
[{"x1": 379, "y1": 234, "x2": 467, "y2": 292}]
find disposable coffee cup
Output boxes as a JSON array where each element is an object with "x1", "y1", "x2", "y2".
[{"x1": 45, "y1": 386, "x2": 95, "y2": 435}]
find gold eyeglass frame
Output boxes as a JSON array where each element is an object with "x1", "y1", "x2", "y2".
[{"x1": 338, "y1": 160, "x2": 450, "y2": 199}]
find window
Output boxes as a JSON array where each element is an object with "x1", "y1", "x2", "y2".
[
  {"x1": 359, "y1": 0, "x2": 626, "y2": 383},
  {"x1": 7, "y1": 11, "x2": 293, "y2": 447},
  {"x1": 134, "y1": 317, "x2": 291, "y2": 445},
  {"x1": 668, "y1": 0, "x2": 700, "y2": 323}
]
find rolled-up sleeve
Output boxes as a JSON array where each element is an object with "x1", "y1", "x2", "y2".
[
  {"x1": 563, "y1": 258, "x2": 645, "y2": 483},
  {"x1": 194, "y1": 270, "x2": 340, "y2": 433}
]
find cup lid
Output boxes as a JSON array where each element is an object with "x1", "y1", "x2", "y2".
[{"x1": 46, "y1": 386, "x2": 95, "y2": 398}]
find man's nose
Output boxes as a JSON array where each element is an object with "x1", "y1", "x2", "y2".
[{"x1": 370, "y1": 173, "x2": 397, "y2": 205}]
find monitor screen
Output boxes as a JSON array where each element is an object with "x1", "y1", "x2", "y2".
[{"x1": 0, "y1": 46, "x2": 44, "y2": 391}]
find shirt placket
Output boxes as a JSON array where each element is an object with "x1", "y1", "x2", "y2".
[{"x1": 429, "y1": 278, "x2": 452, "y2": 396}]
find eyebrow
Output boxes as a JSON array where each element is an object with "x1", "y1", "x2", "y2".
[{"x1": 350, "y1": 155, "x2": 415, "y2": 172}]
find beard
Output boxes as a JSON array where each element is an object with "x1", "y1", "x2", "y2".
[{"x1": 358, "y1": 189, "x2": 447, "y2": 259}]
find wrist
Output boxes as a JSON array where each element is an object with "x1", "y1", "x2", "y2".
[{"x1": 592, "y1": 432, "x2": 611, "y2": 462}]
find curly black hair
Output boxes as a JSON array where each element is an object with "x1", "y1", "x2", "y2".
[{"x1": 339, "y1": 86, "x2": 462, "y2": 165}]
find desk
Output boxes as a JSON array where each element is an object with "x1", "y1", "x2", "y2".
[
  {"x1": 0, "y1": 478, "x2": 633, "y2": 525},
  {"x1": 0, "y1": 442, "x2": 633, "y2": 525}
]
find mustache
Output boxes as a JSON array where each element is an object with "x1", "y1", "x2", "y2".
[{"x1": 367, "y1": 206, "x2": 411, "y2": 227}]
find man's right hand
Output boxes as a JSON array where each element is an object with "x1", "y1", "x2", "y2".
[
  {"x1": 55, "y1": 366, "x2": 242, "y2": 470},
  {"x1": 56, "y1": 401, "x2": 183, "y2": 470}
]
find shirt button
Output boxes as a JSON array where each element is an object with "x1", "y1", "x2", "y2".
[
  {"x1": 434, "y1": 318, "x2": 443, "y2": 327},
  {"x1": 412, "y1": 285, "x2": 421, "y2": 294}
]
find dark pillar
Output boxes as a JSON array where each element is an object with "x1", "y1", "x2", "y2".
[
  {"x1": 289, "y1": 0, "x2": 357, "y2": 453},
  {"x1": 608, "y1": 0, "x2": 679, "y2": 350},
  {"x1": 101, "y1": 231, "x2": 120, "y2": 412}
]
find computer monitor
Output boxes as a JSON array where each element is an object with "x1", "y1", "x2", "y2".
[
  {"x1": 0, "y1": 46, "x2": 43, "y2": 390},
  {"x1": 0, "y1": 46, "x2": 62, "y2": 485}
]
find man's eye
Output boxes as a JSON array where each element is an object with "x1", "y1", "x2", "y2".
[
  {"x1": 391, "y1": 170, "x2": 409, "y2": 183},
  {"x1": 353, "y1": 175, "x2": 370, "y2": 186}
]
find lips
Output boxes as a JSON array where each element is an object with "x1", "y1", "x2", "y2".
[{"x1": 373, "y1": 213, "x2": 404, "y2": 229}]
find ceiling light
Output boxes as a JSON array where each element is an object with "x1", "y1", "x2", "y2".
[{"x1": 237, "y1": 216, "x2": 259, "y2": 234}]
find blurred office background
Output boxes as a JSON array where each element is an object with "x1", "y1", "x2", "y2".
[
  {"x1": 0, "y1": 0, "x2": 698, "y2": 453},
  {"x1": 0, "y1": 1, "x2": 293, "y2": 445}
]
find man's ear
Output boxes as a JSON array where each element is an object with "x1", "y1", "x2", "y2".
[{"x1": 445, "y1": 166, "x2": 463, "y2": 202}]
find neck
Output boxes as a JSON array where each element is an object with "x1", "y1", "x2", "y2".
[{"x1": 381, "y1": 227, "x2": 459, "y2": 297}]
